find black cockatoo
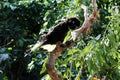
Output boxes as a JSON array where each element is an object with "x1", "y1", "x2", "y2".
[{"x1": 26, "y1": 17, "x2": 80, "y2": 54}]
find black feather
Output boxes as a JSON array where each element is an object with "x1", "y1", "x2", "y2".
[
  {"x1": 41, "y1": 17, "x2": 80, "y2": 45},
  {"x1": 29, "y1": 17, "x2": 80, "y2": 53}
]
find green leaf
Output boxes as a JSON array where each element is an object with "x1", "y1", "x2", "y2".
[
  {"x1": 7, "y1": 47, "x2": 12, "y2": 51},
  {"x1": 27, "y1": 61, "x2": 35, "y2": 72},
  {"x1": 16, "y1": 39, "x2": 24, "y2": 47},
  {"x1": 40, "y1": 57, "x2": 48, "y2": 74},
  {"x1": 63, "y1": 30, "x2": 72, "y2": 43},
  {"x1": 76, "y1": 62, "x2": 80, "y2": 68}
]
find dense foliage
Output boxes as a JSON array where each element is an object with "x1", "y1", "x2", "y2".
[{"x1": 0, "y1": 0, "x2": 120, "y2": 80}]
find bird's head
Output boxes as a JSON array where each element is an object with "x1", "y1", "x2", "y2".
[{"x1": 67, "y1": 17, "x2": 80, "y2": 29}]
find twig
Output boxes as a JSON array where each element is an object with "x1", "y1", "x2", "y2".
[{"x1": 0, "y1": 39, "x2": 14, "y2": 48}]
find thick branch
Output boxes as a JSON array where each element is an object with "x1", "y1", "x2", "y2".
[
  {"x1": 46, "y1": 0, "x2": 98, "y2": 80},
  {"x1": 71, "y1": 0, "x2": 98, "y2": 41},
  {"x1": 46, "y1": 41, "x2": 73, "y2": 80},
  {"x1": 46, "y1": 53, "x2": 61, "y2": 80}
]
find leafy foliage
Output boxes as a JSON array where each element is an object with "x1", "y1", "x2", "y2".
[{"x1": 0, "y1": 0, "x2": 120, "y2": 80}]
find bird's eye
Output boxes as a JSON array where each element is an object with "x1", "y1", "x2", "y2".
[{"x1": 72, "y1": 21, "x2": 75, "y2": 24}]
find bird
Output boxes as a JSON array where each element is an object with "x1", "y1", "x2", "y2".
[{"x1": 25, "y1": 17, "x2": 80, "y2": 55}]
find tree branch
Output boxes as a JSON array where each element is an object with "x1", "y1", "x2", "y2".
[
  {"x1": 71, "y1": 0, "x2": 98, "y2": 41},
  {"x1": 46, "y1": 0, "x2": 98, "y2": 79},
  {"x1": 46, "y1": 41, "x2": 73, "y2": 80}
]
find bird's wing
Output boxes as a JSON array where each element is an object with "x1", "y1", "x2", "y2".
[{"x1": 30, "y1": 27, "x2": 55, "y2": 52}]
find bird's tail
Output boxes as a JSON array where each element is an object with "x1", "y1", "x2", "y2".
[
  {"x1": 24, "y1": 41, "x2": 44, "y2": 57},
  {"x1": 31, "y1": 41, "x2": 44, "y2": 52}
]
